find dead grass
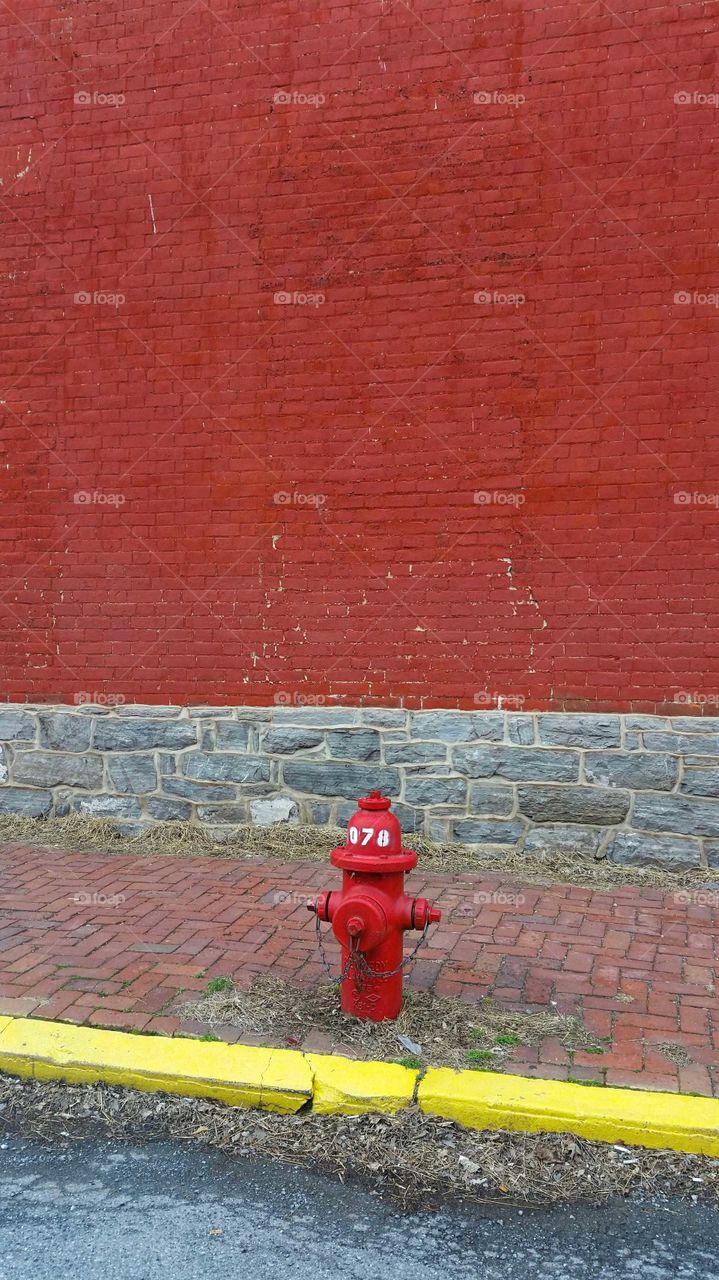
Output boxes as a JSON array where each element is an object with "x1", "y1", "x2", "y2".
[
  {"x1": 1, "y1": 1073, "x2": 718, "y2": 1208},
  {"x1": 1, "y1": 812, "x2": 718, "y2": 890},
  {"x1": 178, "y1": 973, "x2": 603, "y2": 1070}
]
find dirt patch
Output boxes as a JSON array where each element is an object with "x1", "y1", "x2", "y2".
[
  {"x1": 1, "y1": 813, "x2": 718, "y2": 890},
  {"x1": 177, "y1": 974, "x2": 605, "y2": 1070},
  {"x1": 1, "y1": 1073, "x2": 717, "y2": 1208},
  {"x1": 656, "y1": 1041, "x2": 694, "y2": 1068}
]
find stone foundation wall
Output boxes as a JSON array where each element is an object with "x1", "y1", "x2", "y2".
[{"x1": 0, "y1": 705, "x2": 718, "y2": 870}]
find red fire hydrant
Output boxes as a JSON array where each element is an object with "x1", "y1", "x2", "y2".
[{"x1": 307, "y1": 791, "x2": 441, "y2": 1022}]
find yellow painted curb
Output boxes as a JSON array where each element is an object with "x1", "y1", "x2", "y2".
[
  {"x1": 0, "y1": 1017, "x2": 312, "y2": 1114},
  {"x1": 0, "y1": 1016, "x2": 717, "y2": 1157},
  {"x1": 306, "y1": 1053, "x2": 418, "y2": 1115},
  {"x1": 418, "y1": 1067, "x2": 719, "y2": 1156}
]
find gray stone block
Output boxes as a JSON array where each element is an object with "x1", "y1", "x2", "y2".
[
  {"x1": 162, "y1": 777, "x2": 237, "y2": 802},
  {"x1": 632, "y1": 794, "x2": 719, "y2": 837},
  {"x1": 428, "y1": 818, "x2": 451, "y2": 843},
  {"x1": 94, "y1": 718, "x2": 198, "y2": 751},
  {"x1": 0, "y1": 710, "x2": 35, "y2": 741},
  {"x1": 12, "y1": 752, "x2": 102, "y2": 789},
  {"x1": 517, "y1": 785, "x2": 630, "y2": 825},
  {"x1": 670, "y1": 716, "x2": 719, "y2": 732},
  {"x1": 261, "y1": 727, "x2": 323, "y2": 754},
  {"x1": 706, "y1": 842, "x2": 719, "y2": 869},
  {"x1": 607, "y1": 830, "x2": 700, "y2": 871},
  {"x1": 146, "y1": 797, "x2": 193, "y2": 822},
  {"x1": 680, "y1": 768, "x2": 719, "y2": 798},
  {"x1": 107, "y1": 754, "x2": 158, "y2": 795},
  {"x1": 305, "y1": 801, "x2": 332, "y2": 824},
  {"x1": 116, "y1": 705, "x2": 179, "y2": 717},
  {"x1": 214, "y1": 721, "x2": 251, "y2": 750},
  {"x1": 537, "y1": 714, "x2": 621, "y2": 748},
  {"x1": 644, "y1": 733, "x2": 719, "y2": 755},
  {"x1": 506, "y1": 714, "x2": 535, "y2": 745},
  {"x1": 38, "y1": 712, "x2": 92, "y2": 752},
  {"x1": 72, "y1": 795, "x2": 142, "y2": 819},
  {"x1": 197, "y1": 804, "x2": 249, "y2": 824},
  {"x1": 404, "y1": 776, "x2": 467, "y2": 806},
  {"x1": 453, "y1": 746, "x2": 579, "y2": 782},
  {"x1": 410, "y1": 711, "x2": 504, "y2": 743},
  {"x1": 272, "y1": 707, "x2": 360, "y2": 726},
  {"x1": 384, "y1": 741, "x2": 448, "y2": 766},
  {"x1": 452, "y1": 818, "x2": 526, "y2": 845},
  {"x1": 523, "y1": 825, "x2": 603, "y2": 858},
  {"x1": 158, "y1": 753, "x2": 176, "y2": 775},
  {"x1": 390, "y1": 802, "x2": 424, "y2": 834},
  {"x1": 0, "y1": 749, "x2": 7, "y2": 783},
  {"x1": 468, "y1": 783, "x2": 515, "y2": 816},
  {"x1": 183, "y1": 753, "x2": 270, "y2": 783},
  {"x1": 282, "y1": 761, "x2": 400, "y2": 800},
  {"x1": 0, "y1": 786, "x2": 52, "y2": 817},
  {"x1": 584, "y1": 751, "x2": 677, "y2": 792},
  {"x1": 624, "y1": 715, "x2": 669, "y2": 730},
  {"x1": 187, "y1": 707, "x2": 236, "y2": 718},
  {"x1": 250, "y1": 796, "x2": 299, "y2": 826},
  {"x1": 327, "y1": 729, "x2": 381, "y2": 761},
  {"x1": 361, "y1": 709, "x2": 408, "y2": 728},
  {"x1": 232, "y1": 708, "x2": 273, "y2": 722}
]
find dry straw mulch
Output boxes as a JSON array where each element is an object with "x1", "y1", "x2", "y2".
[
  {"x1": 178, "y1": 974, "x2": 604, "y2": 1071},
  {"x1": 2, "y1": 813, "x2": 718, "y2": 890}
]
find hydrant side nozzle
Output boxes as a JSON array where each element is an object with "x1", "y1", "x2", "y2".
[
  {"x1": 308, "y1": 891, "x2": 333, "y2": 921},
  {"x1": 411, "y1": 897, "x2": 442, "y2": 929}
]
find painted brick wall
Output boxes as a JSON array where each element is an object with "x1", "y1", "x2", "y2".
[{"x1": 2, "y1": 1, "x2": 718, "y2": 712}]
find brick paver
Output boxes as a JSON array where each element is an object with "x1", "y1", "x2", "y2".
[{"x1": 1, "y1": 841, "x2": 718, "y2": 1095}]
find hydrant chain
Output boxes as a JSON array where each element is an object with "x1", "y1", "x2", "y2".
[{"x1": 314, "y1": 911, "x2": 431, "y2": 982}]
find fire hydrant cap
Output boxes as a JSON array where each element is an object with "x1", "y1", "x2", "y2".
[{"x1": 358, "y1": 790, "x2": 392, "y2": 811}]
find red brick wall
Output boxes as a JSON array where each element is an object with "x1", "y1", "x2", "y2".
[{"x1": 2, "y1": 1, "x2": 718, "y2": 711}]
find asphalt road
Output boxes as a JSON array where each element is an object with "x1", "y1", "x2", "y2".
[{"x1": 0, "y1": 1133, "x2": 717, "y2": 1279}]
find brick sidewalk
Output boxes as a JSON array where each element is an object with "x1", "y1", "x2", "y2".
[{"x1": 0, "y1": 841, "x2": 717, "y2": 1095}]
